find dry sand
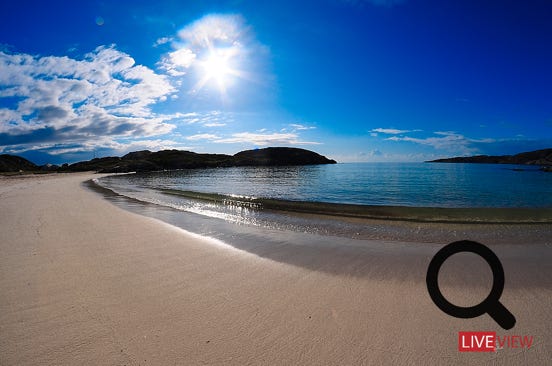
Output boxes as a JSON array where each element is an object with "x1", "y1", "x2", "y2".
[{"x1": 1, "y1": 173, "x2": 551, "y2": 365}]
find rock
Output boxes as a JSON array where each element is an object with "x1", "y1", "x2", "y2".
[
  {"x1": 0, "y1": 154, "x2": 38, "y2": 172},
  {"x1": 427, "y1": 148, "x2": 552, "y2": 166},
  {"x1": 5, "y1": 147, "x2": 337, "y2": 173}
]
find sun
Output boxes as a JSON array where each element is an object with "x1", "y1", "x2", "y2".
[
  {"x1": 194, "y1": 49, "x2": 238, "y2": 95},
  {"x1": 203, "y1": 53, "x2": 231, "y2": 82}
]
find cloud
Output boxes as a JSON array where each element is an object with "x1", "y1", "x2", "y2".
[
  {"x1": 215, "y1": 132, "x2": 320, "y2": 146},
  {"x1": 1, "y1": 138, "x2": 189, "y2": 158},
  {"x1": 356, "y1": 149, "x2": 383, "y2": 158},
  {"x1": 185, "y1": 133, "x2": 220, "y2": 141},
  {"x1": 159, "y1": 48, "x2": 196, "y2": 76},
  {"x1": 333, "y1": 150, "x2": 436, "y2": 163},
  {"x1": 158, "y1": 14, "x2": 249, "y2": 78},
  {"x1": 0, "y1": 46, "x2": 179, "y2": 154},
  {"x1": 178, "y1": 14, "x2": 246, "y2": 48},
  {"x1": 371, "y1": 128, "x2": 413, "y2": 134},
  {"x1": 377, "y1": 129, "x2": 552, "y2": 156},
  {"x1": 289, "y1": 123, "x2": 316, "y2": 131},
  {"x1": 153, "y1": 37, "x2": 173, "y2": 47},
  {"x1": 385, "y1": 131, "x2": 495, "y2": 154},
  {"x1": 44, "y1": 139, "x2": 186, "y2": 155},
  {"x1": 179, "y1": 110, "x2": 231, "y2": 127}
]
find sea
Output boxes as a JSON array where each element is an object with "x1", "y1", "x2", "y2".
[
  {"x1": 91, "y1": 162, "x2": 552, "y2": 247},
  {"x1": 96, "y1": 162, "x2": 552, "y2": 208}
]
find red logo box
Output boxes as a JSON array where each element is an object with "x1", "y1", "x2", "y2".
[{"x1": 458, "y1": 331, "x2": 496, "y2": 352}]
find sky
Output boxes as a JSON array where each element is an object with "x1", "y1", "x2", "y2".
[{"x1": 0, "y1": 0, "x2": 551, "y2": 164}]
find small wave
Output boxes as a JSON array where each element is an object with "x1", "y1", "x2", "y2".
[
  {"x1": 87, "y1": 176, "x2": 552, "y2": 247},
  {"x1": 160, "y1": 188, "x2": 552, "y2": 224}
]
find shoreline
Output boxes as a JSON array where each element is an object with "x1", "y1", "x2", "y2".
[
  {"x1": 1, "y1": 173, "x2": 551, "y2": 365},
  {"x1": 88, "y1": 176, "x2": 552, "y2": 278},
  {"x1": 160, "y1": 188, "x2": 552, "y2": 224},
  {"x1": 90, "y1": 177, "x2": 552, "y2": 247}
]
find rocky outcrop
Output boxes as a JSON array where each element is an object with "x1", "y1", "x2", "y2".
[
  {"x1": 0, "y1": 154, "x2": 38, "y2": 172},
  {"x1": 233, "y1": 147, "x2": 337, "y2": 166},
  {"x1": 428, "y1": 148, "x2": 552, "y2": 166},
  {"x1": 1, "y1": 147, "x2": 337, "y2": 173}
]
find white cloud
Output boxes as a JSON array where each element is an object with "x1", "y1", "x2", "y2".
[
  {"x1": 385, "y1": 131, "x2": 495, "y2": 154},
  {"x1": 434, "y1": 131, "x2": 458, "y2": 136},
  {"x1": 178, "y1": 110, "x2": 232, "y2": 128},
  {"x1": 215, "y1": 132, "x2": 320, "y2": 146},
  {"x1": 159, "y1": 48, "x2": 196, "y2": 76},
  {"x1": 156, "y1": 13, "x2": 269, "y2": 98},
  {"x1": 185, "y1": 133, "x2": 220, "y2": 141},
  {"x1": 178, "y1": 14, "x2": 246, "y2": 48},
  {"x1": 158, "y1": 14, "x2": 249, "y2": 78},
  {"x1": 113, "y1": 139, "x2": 190, "y2": 152},
  {"x1": 1, "y1": 138, "x2": 189, "y2": 157},
  {"x1": 290, "y1": 123, "x2": 316, "y2": 131},
  {"x1": 0, "y1": 46, "x2": 179, "y2": 153},
  {"x1": 204, "y1": 122, "x2": 226, "y2": 127},
  {"x1": 153, "y1": 37, "x2": 173, "y2": 47},
  {"x1": 371, "y1": 128, "x2": 412, "y2": 134}
]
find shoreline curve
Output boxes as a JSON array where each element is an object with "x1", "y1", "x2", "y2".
[{"x1": 159, "y1": 188, "x2": 552, "y2": 224}]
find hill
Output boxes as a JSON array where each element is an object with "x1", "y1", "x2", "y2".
[
  {"x1": 0, "y1": 154, "x2": 39, "y2": 172},
  {"x1": 427, "y1": 148, "x2": 552, "y2": 166},
  {"x1": 1, "y1": 147, "x2": 336, "y2": 173}
]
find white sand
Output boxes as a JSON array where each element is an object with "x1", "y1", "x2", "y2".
[{"x1": 1, "y1": 173, "x2": 551, "y2": 365}]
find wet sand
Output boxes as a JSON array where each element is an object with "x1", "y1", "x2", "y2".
[{"x1": 1, "y1": 173, "x2": 551, "y2": 365}]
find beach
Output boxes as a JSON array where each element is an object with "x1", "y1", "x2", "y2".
[{"x1": 1, "y1": 173, "x2": 551, "y2": 365}]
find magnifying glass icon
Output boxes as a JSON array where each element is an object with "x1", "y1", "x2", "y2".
[{"x1": 426, "y1": 240, "x2": 516, "y2": 330}]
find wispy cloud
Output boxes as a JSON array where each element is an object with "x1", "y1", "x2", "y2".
[
  {"x1": 185, "y1": 133, "x2": 220, "y2": 141},
  {"x1": 385, "y1": 131, "x2": 495, "y2": 154},
  {"x1": 179, "y1": 110, "x2": 232, "y2": 127},
  {"x1": 333, "y1": 150, "x2": 437, "y2": 163},
  {"x1": 371, "y1": 128, "x2": 413, "y2": 135},
  {"x1": 153, "y1": 37, "x2": 173, "y2": 47},
  {"x1": 215, "y1": 132, "x2": 320, "y2": 146},
  {"x1": 289, "y1": 123, "x2": 316, "y2": 131}
]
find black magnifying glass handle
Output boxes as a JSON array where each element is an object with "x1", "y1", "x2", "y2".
[{"x1": 487, "y1": 301, "x2": 516, "y2": 330}]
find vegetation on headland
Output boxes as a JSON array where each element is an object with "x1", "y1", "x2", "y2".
[
  {"x1": 428, "y1": 148, "x2": 552, "y2": 171},
  {"x1": 0, "y1": 147, "x2": 336, "y2": 174}
]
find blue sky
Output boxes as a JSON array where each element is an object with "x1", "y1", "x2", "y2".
[{"x1": 1, "y1": 0, "x2": 551, "y2": 164}]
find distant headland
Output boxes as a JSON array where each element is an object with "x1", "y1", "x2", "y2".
[
  {"x1": 0, "y1": 147, "x2": 337, "y2": 174},
  {"x1": 427, "y1": 148, "x2": 552, "y2": 171}
]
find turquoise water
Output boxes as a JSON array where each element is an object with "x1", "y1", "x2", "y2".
[{"x1": 98, "y1": 162, "x2": 552, "y2": 208}]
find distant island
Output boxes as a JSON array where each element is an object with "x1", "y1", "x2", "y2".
[
  {"x1": 428, "y1": 148, "x2": 552, "y2": 171},
  {"x1": 0, "y1": 147, "x2": 337, "y2": 173}
]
